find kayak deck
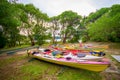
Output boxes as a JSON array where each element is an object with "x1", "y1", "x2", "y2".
[{"x1": 31, "y1": 53, "x2": 110, "y2": 72}]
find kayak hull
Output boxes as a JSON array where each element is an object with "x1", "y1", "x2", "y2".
[{"x1": 31, "y1": 54, "x2": 110, "y2": 72}]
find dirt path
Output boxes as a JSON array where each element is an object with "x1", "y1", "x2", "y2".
[{"x1": 0, "y1": 54, "x2": 27, "y2": 80}]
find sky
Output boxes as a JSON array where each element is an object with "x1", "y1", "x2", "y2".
[{"x1": 18, "y1": 0, "x2": 120, "y2": 17}]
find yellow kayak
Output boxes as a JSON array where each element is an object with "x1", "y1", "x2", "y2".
[{"x1": 30, "y1": 53, "x2": 110, "y2": 72}]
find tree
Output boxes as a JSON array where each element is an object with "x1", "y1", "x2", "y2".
[
  {"x1": 33, "y1": 8, "x2": 49, "y2": 45},
  {"x1": 17, "y1": 4, "x2": 48, "y2": 46},
  {"x1": 58, "y1": 10, "x2": 82, "y2": 43},
  {"x1": 85, "y1": 8, "x2": 109, "y2": 24},
  {"x1": 87, "y1": 4, "x2": 120, "y2": 42},
  {"x1": 15, "y1": 3, "x2": 49, "y2": 46},
  {"x1": 33, "y1": 25, "x2": 46, "y2": 45},
  {"x1": 49, "y1": 16, "x2": 60, "y2": 44},
  {"x1": 73, "y1": 16, "x2": 88, "y2": 42},
  {"x1": 0, "y1": 0, "x2": 21, "y2": 47}
]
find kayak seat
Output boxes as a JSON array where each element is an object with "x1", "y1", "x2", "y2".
[{"x1": 77, "y1": 53, "x2": 86, "y2": 58}]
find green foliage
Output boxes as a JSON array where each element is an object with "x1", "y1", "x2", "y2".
[
  {"x1": 0, "y1": 32, "x2": 6, "y2": 48},
  {"x1": 16, "y1": 3, "x2": 49, "y2": 46},
  {"x1": 85, "y1": 8, "x2": 109, "y2": 24},
  {"x1": 25, "y1": 4, "x2": 37, "y2": 15},
  {"x1": 0, "y1": 0, "x2": 20, "y2": 27},
  {"x1": 58, "y1": 10, "x2": 82, "y2": 43},
  {"x1": 0, "y1": 0, "x2": 119, "y2": 48},
  {"x1": 0, "y1": 0, "x2": 22, "y2": 47},
  {"x1": 81, "y1": 36, "x2": 87, "y2": 42},
  {"x1": 34, "y1": 34, "x2": 46, "y2": 45},
  {"x1": 59, "y1": 10, "x2": 82, "y2": 25},
  {"x1": 87, "y1": 4, "x2": 120, "y2": 42},
  {"x1": 33, "y1": 25, "x2": 47, "y2": 45},
  {"x1": 109, "y1": 4, "x2": 120, "y2": 17}
]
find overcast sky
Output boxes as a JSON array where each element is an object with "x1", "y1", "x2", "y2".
[{"x1": 18, "y1": 0, "x2": 120, "y2": 17}]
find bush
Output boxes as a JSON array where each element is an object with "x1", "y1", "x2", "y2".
[
  {"x1": 82, "y1": 36, "x2": 87, "y2": 42},
  {"x1": 0, "y1": 36, "x2": 6, "y2": 48}
]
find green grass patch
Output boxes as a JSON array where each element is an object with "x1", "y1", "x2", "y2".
[
  {"x1": 0, "y1": 56, "x2": 104, "y2": 80},
  {"x1": 21, "y1": 61, "x2": 48, "y2": 75},
  {"x1": 58, "y1": 67, "x2": 102, "y2": 80},
  {"x1": 13, "y1": 59, "x2": 60, "y2": 80},
  {"x1": 0, "y1": 55, "x2": 27, "y2": 68},
  {"x1": 18, "y1": 59, "x2": 102, "y2": 80}
]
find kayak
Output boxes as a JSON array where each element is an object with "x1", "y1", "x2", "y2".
[{"x1": 29, "y1": 52, "x2": 110, "y2": 72}]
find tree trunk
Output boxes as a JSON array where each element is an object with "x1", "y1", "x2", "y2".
[
  {"x1": 18, "y1": 40, "x2": 21, "y2": 46},
  {"x1": 28, "y1": 35, "x2": 35, "y2": 46},
  {"x1": 52, "y1": 34, "x2": 55, "y2": 44},
  {"x1": 62, "y1": 32, "x2": 67, "y2": 43},
  {"x1": 63, "y1": 36, "x2": 67, "y2": 43}
]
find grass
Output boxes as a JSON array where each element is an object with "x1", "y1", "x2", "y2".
[
  {"x1": 0, "y1": 54, "x2": 27, "y2": 68},
  {"x1": 0, "y1": 55, "x2": 102, "y2": 80},
  {"x1": 0, "y1": 42, "x2": 120, "y2": 80},
  {"x1": 58, "y1": 68, "x2": 101, "y2": 80}
]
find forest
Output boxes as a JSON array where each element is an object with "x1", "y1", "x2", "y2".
[{"x1": 0, "y1": 0, "x2": 120, "y2": 48}]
